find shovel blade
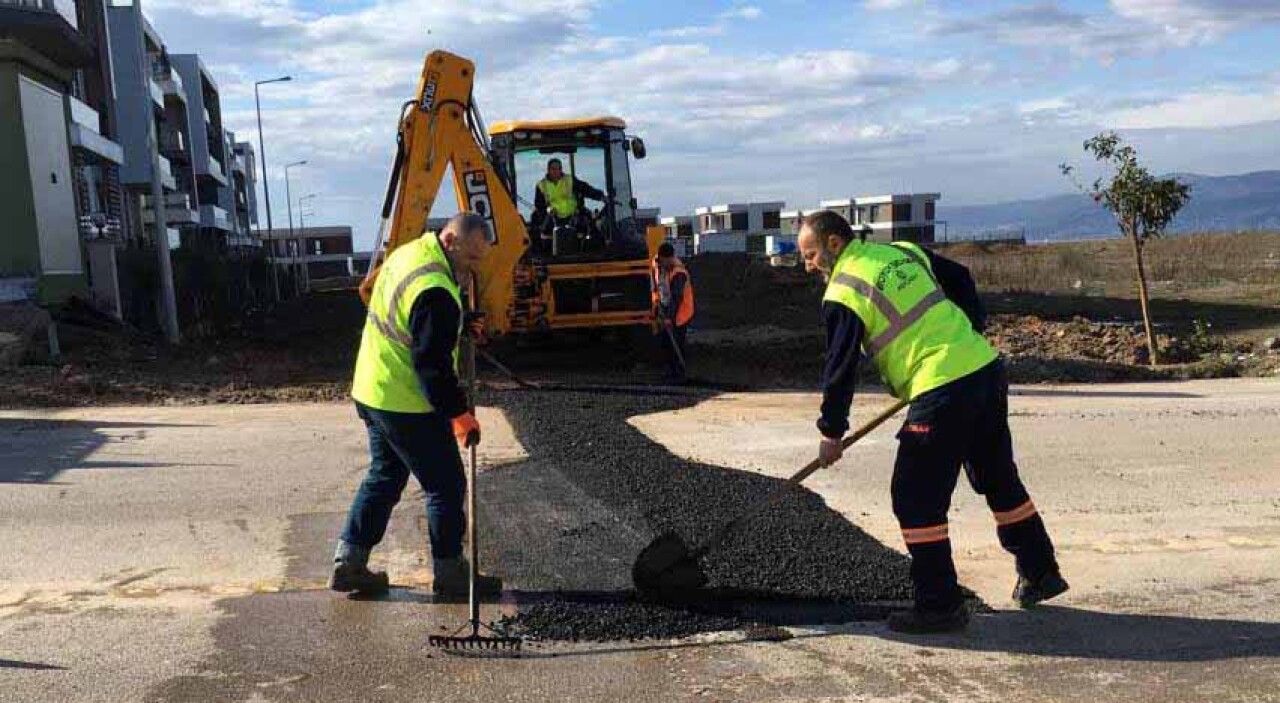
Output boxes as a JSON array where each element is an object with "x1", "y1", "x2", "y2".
[{"x1": 632, "y1": 531, "x2": 709, "y2": 598}]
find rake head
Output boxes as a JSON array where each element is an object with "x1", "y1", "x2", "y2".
[{"x1": 429, "y1": 623, "x2": 522, "y2": 653}]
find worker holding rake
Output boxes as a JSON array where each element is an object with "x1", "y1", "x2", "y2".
[
  {"x1": 331, "y1": 213, "x2": 502, "y2": 598},
  {"x1": 797, "y1": 210, "x2": 1068, "y2": 634}
]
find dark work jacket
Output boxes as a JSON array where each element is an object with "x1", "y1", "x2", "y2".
[
  {"x1": 407, "y1": 288, "x2": 468, "y2": 419},
  {"x1": 818, "y1": 248, "x2": 987, "y2": 438}
]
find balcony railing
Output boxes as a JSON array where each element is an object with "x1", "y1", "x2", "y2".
[
  {"x1": 68, "y1": 95, "x2": 99, "y2": 133},
  {"x1": 199, "y1": 204, "x2": 231, "y2": 231},
  {"x1": 0, "y1": 0, "x2": 77, "y2": 28},
  {"x1": 149, "y1": 78, "x2": 165, "y2": 110},
  {"x1": 207, "y1": 155, "x2": 224, "y2": 180},
  {"x1": 155, "y1": 154, "x2": 176, "y2": 190},
  {"x1": 141, "y1": 192, "x2": 198, "y2": 225},
  {"x1": 159, "y1": 130, "x2": 185, "y2": 155}
]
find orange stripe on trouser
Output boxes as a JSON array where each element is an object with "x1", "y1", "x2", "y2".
[
  {"x1": 901, "y1": 523, "x2": 949, "y2": 545},
  {"x1": 993, "y1": 499, "x2": 1037, "y2": 526}
]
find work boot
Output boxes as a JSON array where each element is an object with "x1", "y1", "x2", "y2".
[
  {"x1": 886, "y1": 603, "x2": 969, "y2": 634},
  {"x1": 432, "y1": 557, "x2": 503, "y2": 597},
  {"x1": 329, "y1": 561, "x2": 390, "y2": 595},
  {"x1": 1013, "y1": 570, "x2": 1070, "y2": 608}
]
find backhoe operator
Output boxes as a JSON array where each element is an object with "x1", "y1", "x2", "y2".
[
  {"x1": 532, "y1": 158, "x2": 605, "y2": 249},
  {"x1": 797, "y1": 209, "x2": 1068, "y2": 635}
]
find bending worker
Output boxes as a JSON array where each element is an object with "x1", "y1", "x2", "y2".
[
  {"x1": 331, "y1": 212, "x2": 501, "y2": 597},
  {"x1": 532, "y1": 158, "x2": 605, "y2": 244},
  {"x1": 797, "y1": 210, "x2": 1067, "y2": 634},
  {"x1": 651, "y1": 241, "x2": 694, "y2": 382}
]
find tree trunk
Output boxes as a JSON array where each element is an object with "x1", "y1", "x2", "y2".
[{"x1": 1129, "y1": 225, "x2": 1159, "y2": 366}]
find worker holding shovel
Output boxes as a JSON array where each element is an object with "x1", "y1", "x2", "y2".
[
  {"x1": 651, "y1": 242, "x2": 695, "y2": 383},
  {"x1": 797, "y1": 210, "x2": 1068, "y2": 634}
]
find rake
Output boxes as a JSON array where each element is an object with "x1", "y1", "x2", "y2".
[{"x1": 429, "y1": 288, "x2": 522, "y2": 653}]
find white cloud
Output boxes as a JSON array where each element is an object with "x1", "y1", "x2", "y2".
[
  {"x1": 864, "y1": 0, "x2": 921, "y2": 10},
  {"x1": 1106, "y1": 90, "x2": 1280, "y2": 128},
  {"x1": 1019, "y1": 97, "x2": 1072, "y2": 114},
  {"x1": 720, "y1": 5, "x2": 763, "y2": 20},
  {"x1": 1110, "y1": 0, "x2": 1280, "y2": 43}
]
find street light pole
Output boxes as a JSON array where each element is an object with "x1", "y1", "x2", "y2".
[
  {"x1": 254, "y1": 75, "x2": 291, "y2": 302},
  {"x1": 297, "y1": 193, "x2": 317, "y2": 295},
  {"x1": 284, "y1": 160, "x2": 306, "y2": 297}
]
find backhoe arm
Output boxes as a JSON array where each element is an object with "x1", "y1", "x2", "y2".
[{"x1": 361, "y1": 51, "x2": 529, "y2": 336}]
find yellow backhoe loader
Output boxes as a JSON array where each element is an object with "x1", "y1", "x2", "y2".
[{"x1": 360, "y1": 50, "x2": 665, "y2": 338}]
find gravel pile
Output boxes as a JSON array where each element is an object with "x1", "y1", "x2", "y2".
[{"x1": 481, "y1": 386, "x2": 914, "y2": 641}]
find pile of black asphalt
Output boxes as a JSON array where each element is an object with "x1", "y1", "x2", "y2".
[{"x1": 476, "y1": 384, "x2": 914, "y2": 643}]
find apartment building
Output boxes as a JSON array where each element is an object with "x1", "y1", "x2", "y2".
[
  {"x1": 818, "y1": 193, "x2": 939, "y2": 243},
  {"x1": 260, "y1": 225, "x2": 357, "y2": 286},
  {"x1": 107, "y1": 0, "x2": 194, "y2": 252},
  {"x1": 658, "y1": 215, "x2": 694, "y2": 257},
  {"x1": 692, "y1": 201, "x2": 784, "y2": 254},
  {"x1": 229, "y1": 139, "x2": 258, "y2": 245},
  {"x1": 171, "y1": 53, "x2": 233, "y2": 247},
  {"x1": 1, "y1": 0, "x2": 119, "y2": 302}
]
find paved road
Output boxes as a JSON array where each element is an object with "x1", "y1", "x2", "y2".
[{"x1": 2, "y1": 378, "x2": 1278, "y2": 702}]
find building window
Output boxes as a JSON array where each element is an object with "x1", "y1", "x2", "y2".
[
  {"x1": 678, "y1": 223, "x2": 693, "y2": 238},
  {"x1": 868, "y1": 205, "x2": 882, "y2": 223},
  {"x1": 730, "y1": 211, "x2": 748, "y2": 231},
  {"x1": 762, "y1": 210, "x2": 781, "y2": 230},
  {"x1": 925, "y1": 200, "x2": 935, "y2": 221},
  {"x1": 892, "y1": 203, "x2": 911, "y2": 223}
]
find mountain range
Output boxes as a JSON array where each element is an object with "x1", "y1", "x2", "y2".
[{"x1": 942, "y1": 170, "x2": 1280, "y2": 242}]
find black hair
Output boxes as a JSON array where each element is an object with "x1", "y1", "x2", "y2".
[
  {"x1": 802, "y1": 209, "x2": 856, "y2": 242},
  {"x1": 657, "y1": 242, "x2": 675, "y2": 257}
]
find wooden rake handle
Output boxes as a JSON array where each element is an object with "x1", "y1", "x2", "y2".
[{"x1": 691, "y1": 398, "x2": 910, "y2": 559}]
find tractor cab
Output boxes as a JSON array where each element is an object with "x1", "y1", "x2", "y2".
[{"x1": 489, "y1": 116, "x2": 649, "y2": 263}]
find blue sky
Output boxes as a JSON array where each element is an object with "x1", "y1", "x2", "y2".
[{"x1": 140, "y1": 0, "x2": 1280, "y2": 247}]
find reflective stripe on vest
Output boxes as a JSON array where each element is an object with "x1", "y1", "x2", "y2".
[
  {"x1": 364, "y1": 262, "x2": 452, "y2": 347},
  {"x1": 351, "y1": 233, "x2": 462, "y2": 413},
  {"x1": 830, "y1": 272, "x2": 947, "y2": 358},
  {"x1": 538, "y1": 177, "x2": 577, "y2": 218},
  {"x1": 823, "y1": 240, "x2": 997, "y2": 400}
]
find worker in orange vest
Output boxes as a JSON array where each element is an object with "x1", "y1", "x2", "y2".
[{"x1": 652, "y1": 242, "x2": 695, "y2": 382}]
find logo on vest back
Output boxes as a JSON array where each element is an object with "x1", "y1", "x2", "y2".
[
  {"x1": 463, "y1": 170, "x2": 498, "y2": 243},
  {"x1": 876, "y1": 258, "x2": 919, "y2": 292}
]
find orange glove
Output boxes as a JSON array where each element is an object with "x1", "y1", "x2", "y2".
[{"x1": 452, "y1": 412, "x2": 481, "y2": 447}]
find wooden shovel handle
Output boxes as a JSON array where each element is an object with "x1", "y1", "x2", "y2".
[{"x1": 692, "y1": 398, "x2": 909, "y2": 558}]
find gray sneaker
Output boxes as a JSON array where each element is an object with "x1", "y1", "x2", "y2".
[
  {"x1": 432, "y1": 557, "x2": 503, "y2": 597},
  {"x1": 329, "y1": 562, "x2": 390, "y2": 595}
]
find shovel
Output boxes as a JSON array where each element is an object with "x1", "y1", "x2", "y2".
[{"x1": 632, "y1": 398, "x2": 909, "y2": 599}]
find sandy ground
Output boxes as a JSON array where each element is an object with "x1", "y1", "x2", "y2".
[{"x1": 2, "y1": 378, "x2": 1278, "y2": 702}]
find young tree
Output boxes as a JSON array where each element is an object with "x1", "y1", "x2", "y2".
[{"x1": 1061, "y1": 133, "x2": 1191, "y2": 365}]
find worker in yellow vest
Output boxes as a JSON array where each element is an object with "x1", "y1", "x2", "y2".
[
  {"x1": 798, "y1": 210, "x2": 1067, "y2": 634},
  {"x1": 532, "y1": 158, "x2": 605, "y2": 251},
  {"x1": 651, "y1": 241, "x2": 695, "y2": 382},
  {"x1": 331, "y1": 213, "x2": 500, "y2": 597}
]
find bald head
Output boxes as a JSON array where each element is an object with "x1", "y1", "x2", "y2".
[{"x1": 436, "y1": 212, "x2": 492, "y2": 276}]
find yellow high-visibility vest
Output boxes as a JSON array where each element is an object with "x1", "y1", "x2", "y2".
[
  {"x1": 351, "y1": 232, "x2": 461, "y2": 413},
  {"x1": 823, "y1": 240, "x2": 997, "y2": 400},
  {"x1": 537, "y1": 177, "x2": 577, "y2": 218}
]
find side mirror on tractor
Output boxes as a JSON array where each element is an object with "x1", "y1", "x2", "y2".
[{"x1": 630, "y1": 137, "x2": 646, "y2": 159}]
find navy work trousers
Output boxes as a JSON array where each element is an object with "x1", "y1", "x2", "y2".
[
  {"x1": 892, "y1": 358, "x2": 1058, "y2": 611},
  {"x1": 339, "y1": 402, "x2": 466, "y2": 561}
]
